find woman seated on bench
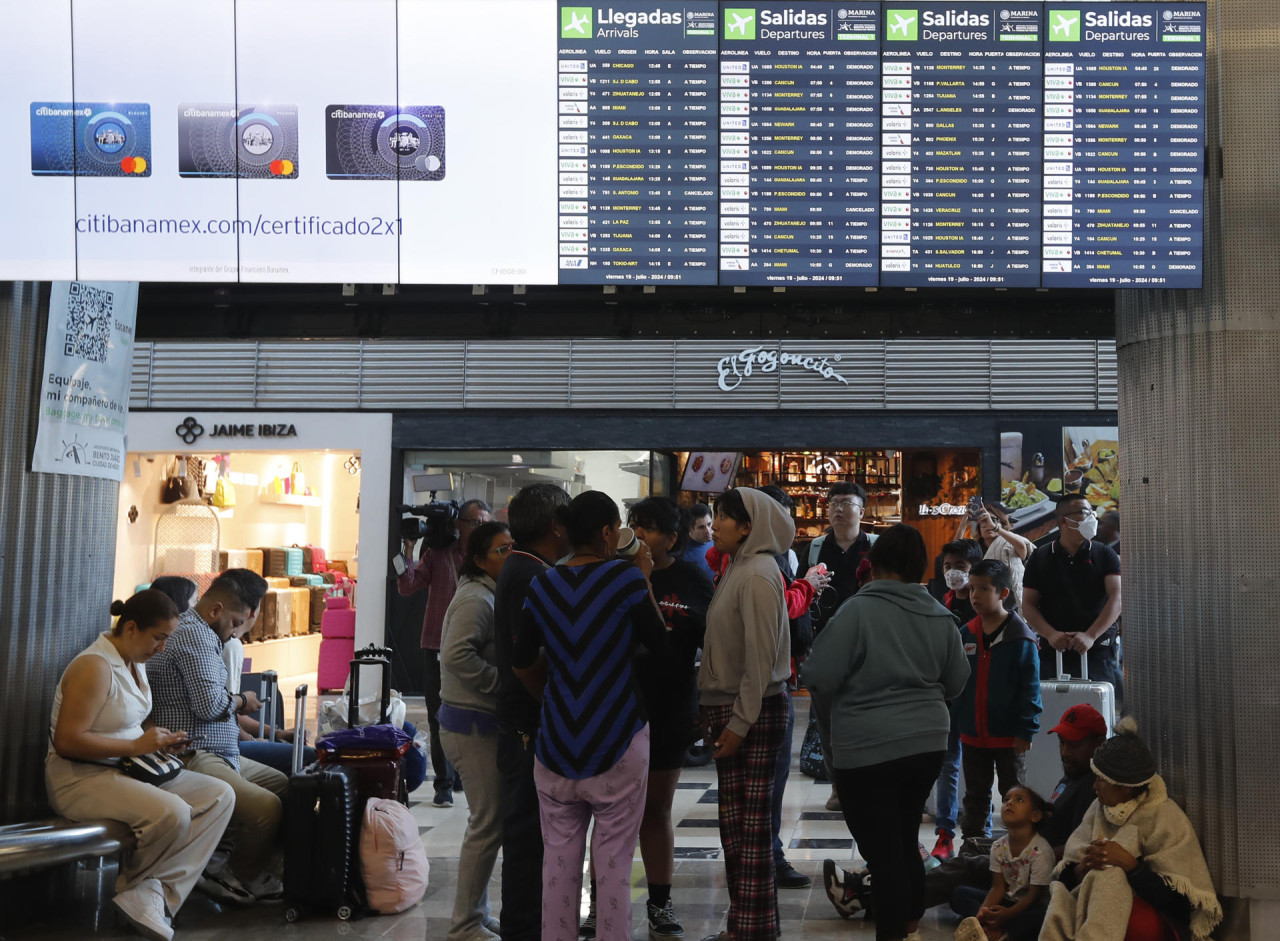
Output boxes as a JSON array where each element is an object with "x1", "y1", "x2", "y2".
[{"x1": 47, "y1": 590, "x2": 235, "y2": 941}]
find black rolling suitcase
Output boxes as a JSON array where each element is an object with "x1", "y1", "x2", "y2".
[{"x1": 283, "y1": 683, "x2": 363, "y2": 922}]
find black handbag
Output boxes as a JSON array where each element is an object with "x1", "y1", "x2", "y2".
[
  {"x1": 120, "y1": 750, "x2": 183, "y2": 785},
  {"x1": 161, "y1": 458, "x2": 195, "y2": 504}
]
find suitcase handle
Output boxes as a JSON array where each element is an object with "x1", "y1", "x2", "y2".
[
  {"x1": 258, "y1": 670, "x2": 278, "y2": 742},
  {"x1": 292, "y1": 683, "x2": 308, "y2": 775},
  {"x1": 348, "y1": 656, "x2": 392, "y2": 728},
  {"x1": 1055, "y1": 649, "x2": 1090, "y2": 682}
]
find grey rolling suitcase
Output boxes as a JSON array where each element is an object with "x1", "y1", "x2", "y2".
[{"x1": 1025, "y1": 650, "x2": 1116, "y2": 803}]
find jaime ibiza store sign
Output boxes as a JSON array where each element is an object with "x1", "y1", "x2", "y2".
[
  {"x1": 716, "y1": 346, "x2": 850, "y2": 392},
  {"x1": 174, "y1": 416, "x2": 298, "y2": 446}
]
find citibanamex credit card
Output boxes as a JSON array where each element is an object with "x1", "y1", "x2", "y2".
[
  {"x1": 31, "y1": 101, "x2": 152, "y2": 177},
  {"x1": 325, "y1": 104, "x2": 445, "y2": 181},
  {"x1": 178, "y1": 103, "x2": 300, "y2": 179}
]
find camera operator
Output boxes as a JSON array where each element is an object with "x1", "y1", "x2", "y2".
[{"x1": 397, "y1": 498, "x2": 492, "y2": 807}]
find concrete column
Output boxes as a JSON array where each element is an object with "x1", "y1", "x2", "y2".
[
  {"x1": 1116, "y1": 0, "x2": 1280, "y2": 933},
  {"x1": 0, "y1": 282, "x2": 121, "y2": 823}
]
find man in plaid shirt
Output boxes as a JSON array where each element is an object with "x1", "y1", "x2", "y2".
[
  {"x1": 147, "y1": 569, "x2": 284, "y2": 904},
  {"x1": 397, "y1": 499, "x2": 491, "y2": 807}
]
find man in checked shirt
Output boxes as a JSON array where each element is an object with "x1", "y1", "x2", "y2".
[{"x1": 146, "y1": 568, "x2": 284, "y2": 904}]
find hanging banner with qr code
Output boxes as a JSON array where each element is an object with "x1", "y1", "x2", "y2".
[{"x1": 32, "y1": 281, "x2": 139, "y2": 480}]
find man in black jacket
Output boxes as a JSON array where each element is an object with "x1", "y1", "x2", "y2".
[{"x1": 493, "y1": 483, "x2": 570, "y2": 941}]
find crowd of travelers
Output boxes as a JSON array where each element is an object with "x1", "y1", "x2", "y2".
[{"x1": 46, "y1": 479, "x2": 1219, "y2": 941}]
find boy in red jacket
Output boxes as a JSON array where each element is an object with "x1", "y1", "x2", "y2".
[{"x1": 953, "y1": 559, "x2": 1042, "y2": 846}]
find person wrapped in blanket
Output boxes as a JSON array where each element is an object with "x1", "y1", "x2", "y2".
[{"x1": 1039, "y1": 717, "x2": 1222, "y2": 941}]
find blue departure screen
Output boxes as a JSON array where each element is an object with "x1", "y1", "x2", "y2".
[
  {"x1": 878, "y1": 3, "x2": 1044, "y2": 286},
  {"x1": 717, "y1": 6, "x2": 881, "y2": 285},
  {"x1": 552, "y1": 1, "x2": 1206, "y2": 288},
  {"x1": 558, "y1": 1, "x2": 720, "y2": 284},
  {"x1": 1040, "y1": 3, "x2": 1205, "y2": 287}
]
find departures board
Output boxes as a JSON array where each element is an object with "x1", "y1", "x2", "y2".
[
  {"x1": 3, "y1": 0, "x2": 1204, "y2": 286},
  {"x1": 557, "y1": 0, "x2": 1206, "y2": 287}
]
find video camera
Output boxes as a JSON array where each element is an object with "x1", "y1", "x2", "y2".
[{"x1": 398, "y1": 500, "x2": 461, "y2": 550}]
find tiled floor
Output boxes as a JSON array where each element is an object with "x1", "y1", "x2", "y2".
[{"x1": 16, "y1": 691, "x2": 970, "y2": 941}]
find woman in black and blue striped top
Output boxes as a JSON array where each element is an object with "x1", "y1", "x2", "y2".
[{"x1": 512, "y1": 491, "x2": 668, "y2": 941}]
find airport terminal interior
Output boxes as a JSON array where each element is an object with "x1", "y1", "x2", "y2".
[{"x1": 3, "y1": 0, "x2": 1279, "y2": 940}]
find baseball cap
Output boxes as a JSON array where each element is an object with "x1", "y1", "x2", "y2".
[{"x1": 1049, "y1": 704, "x2": 1108, "y2": 741}]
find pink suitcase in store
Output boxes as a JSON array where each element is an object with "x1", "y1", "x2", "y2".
[{"x1": 318, "y1": 596, "x2": 356, "y2": 691}]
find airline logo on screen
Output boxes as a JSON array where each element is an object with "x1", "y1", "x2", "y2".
[
  {"x1": 1049, "y1": 10, "x2": 1081, "y2": 41},
  {"x1": 724, "y1": 8, "x2": 756, "y2": 39},
  {"x1": 562, "y1": 6, "x2": 593, "y2": 37},
  {"x1": 886, "y1": 9, "x2": 919, "y2": 40}
]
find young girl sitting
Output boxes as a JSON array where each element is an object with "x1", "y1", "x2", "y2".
[{"x1": 953, "y1": 786, "x2": 1053, "y2": 941}]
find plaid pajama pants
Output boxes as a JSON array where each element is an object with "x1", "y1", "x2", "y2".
[{"x1": 707, "y1": 693, "x2": 788, "y2": 941}]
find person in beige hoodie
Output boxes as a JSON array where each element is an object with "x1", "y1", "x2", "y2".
[{"x1": 698, "y1": 487, "x2": 795, "y2": 941}]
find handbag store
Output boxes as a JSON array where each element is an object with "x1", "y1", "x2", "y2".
[{"x1": 113, "y1": 412, "x2": 393, "y2": 690}]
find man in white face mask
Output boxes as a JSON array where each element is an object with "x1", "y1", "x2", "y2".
[{"x1": 1020, "y1": 496, "x2": 1124, "y2": 706}]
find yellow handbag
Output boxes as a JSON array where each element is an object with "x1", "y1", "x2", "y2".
[{"x1": 212, "y1": 477, "x2": 237, "y2": 508}]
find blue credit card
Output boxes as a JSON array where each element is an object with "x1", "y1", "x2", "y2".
[
  {"x1": 31, "y1": 102, "x2": 152, "y2": 177},
  {"x1": 325, "y1": 104, "x2": 445, "y2": 181},
  {"x1": 178, "y1": 103, "x2": 299, "y2": 179}
]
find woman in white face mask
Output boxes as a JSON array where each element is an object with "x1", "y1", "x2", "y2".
[{"x1": 1039, "y1": 718, "x2": 1221, "y2": 941}]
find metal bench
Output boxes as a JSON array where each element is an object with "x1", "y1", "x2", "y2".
[
  {"x1": 0, "y1": 817, "x2": 136, "y2": 931},
  {"x1": 0, "y1": 817, "x2": 135, "y2": 875}
]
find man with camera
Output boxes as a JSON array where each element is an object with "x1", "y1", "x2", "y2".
[{"x1": 397, "y1": 498, "x2": 492, "y2": 807}]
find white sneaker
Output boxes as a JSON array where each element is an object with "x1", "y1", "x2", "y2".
[
  {"x1": 195, "y1": 860, "x2": 254, "y2": 905},
  {"x1": 114, "y1": 879, "x2": 173, "y2": 941},
  {"x1": 243, "y1": 871, "x2": 285, "y2": 901}
]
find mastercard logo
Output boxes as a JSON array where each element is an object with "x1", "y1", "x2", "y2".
[
  {"x1": 269, "y1": 159, "x2": 295, "y2": 176},
  {"x1": 119, "y1": 156, "x2": 147, "y2": 174}
]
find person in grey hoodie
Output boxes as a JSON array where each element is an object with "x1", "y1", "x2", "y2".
[
  {"x1": 804, "y1": 523, "x2": 970, "y2": 941},
  {"x1": 438, "y1": 521, "x2": 514, "y2": 941},
  {"x1": 698, "y1": 487, "x2": 795, "y2": 941}
]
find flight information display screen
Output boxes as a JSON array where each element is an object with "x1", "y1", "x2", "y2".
[
  {"x1": 1040, "y1": 2, "x2": 1206, "y2": 286},
  {"x1": 1, "y1": 0, "x2": 1206, "y2": 288},
  {"x1": 558, "y1": 1, "x2": 720, "y2": 284},
  {"x1": 879, "y1": 3, "x2": 1044, "y2": 287},
  {"x1": 717, "y1": 6, "x2": 881, "y2": 286}
]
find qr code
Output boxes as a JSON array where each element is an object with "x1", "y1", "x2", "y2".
[{"x1": 64, "y1": 282, "x2": 114, "y2": 363}]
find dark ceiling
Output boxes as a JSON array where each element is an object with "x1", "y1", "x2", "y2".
[{"x1": 136, "y1": 282, "x2": 1116, "y2": 340}]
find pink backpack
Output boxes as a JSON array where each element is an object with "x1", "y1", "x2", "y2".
[{"x1": 360, "y1": 798, "x2": 428, "y2": 914}]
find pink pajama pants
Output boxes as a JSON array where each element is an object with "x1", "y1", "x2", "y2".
[{"x1": 533, "y1": 724, "x2": 650, "y2": 941}]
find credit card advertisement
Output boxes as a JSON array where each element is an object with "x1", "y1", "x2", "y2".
[
  {"x1": 31, "y1": 102, "x2": 152, "y2": 177},
  {"x1": 178, "y1": 103, "x2": 299, "y2": 179},
  {"x1": 326, "y1": 105, "x2": 445, "y2": 181}
]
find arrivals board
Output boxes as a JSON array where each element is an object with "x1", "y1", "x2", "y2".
[
  {"x1": 558, "y1": 1, "x2": 719, "y2": 283},
  {"x1": 1, "y1": 0, "x2": 1206, "y2": 287}
]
